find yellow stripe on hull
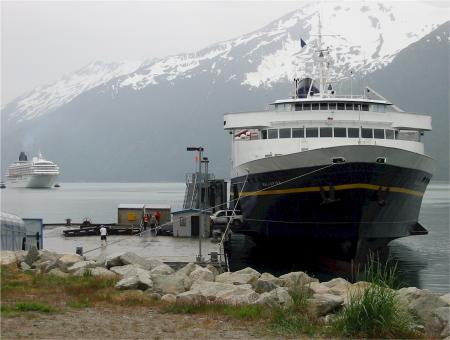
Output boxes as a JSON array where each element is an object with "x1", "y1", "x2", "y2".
[{"x1": 241, "y1": 183, "x2": 424, "y2": 198}]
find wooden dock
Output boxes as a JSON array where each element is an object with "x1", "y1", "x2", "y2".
[{"x1": 46, "y1": 222, "x2": 143, "y2": 237}]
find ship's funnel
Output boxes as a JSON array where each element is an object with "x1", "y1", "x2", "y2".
[{"x1": 18, "y1": 152, "x2": 28, "y2": 161}]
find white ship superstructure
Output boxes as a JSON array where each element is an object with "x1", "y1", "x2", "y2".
[{"x1": 6, "y1": 152, "x2": 60, "y2": 188}]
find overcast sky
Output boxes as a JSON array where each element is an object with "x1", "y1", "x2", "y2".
[
  {"x1": 1, "y1": 1, "x2": 311, "y2": 103},
  {"x1": 2, "y1": 1, "x2": 448, "y2": 104}
]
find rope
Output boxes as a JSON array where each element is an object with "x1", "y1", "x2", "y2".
[{"x1": 245, "y1": 218, "x2": 420, "y2": 225}]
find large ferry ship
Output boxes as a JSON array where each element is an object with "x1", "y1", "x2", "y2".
[
  {"x1": 224, "y1": 24, "x2": 434, "y2": 262},
  {"x1": 6, "y1": 152, "x2": 60, "y2": 188}
]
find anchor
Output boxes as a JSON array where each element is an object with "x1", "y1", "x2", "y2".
[{"x1": 320, "y1": 185, "x2": 340, "y2": 205}]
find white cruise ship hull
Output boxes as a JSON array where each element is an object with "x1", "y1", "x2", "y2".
[{"x1": 6, "y1": 174, "x2": 58, "y2": 188}]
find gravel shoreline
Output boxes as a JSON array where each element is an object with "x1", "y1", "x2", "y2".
[{"x1": 1, "y1": 306, "x2": 268, "y2": 340}]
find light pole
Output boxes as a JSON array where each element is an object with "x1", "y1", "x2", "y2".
[
  {"x1": 201, "y1": 157, "x2": 209, "y2": 240},
  {"x1": 187, "y1": 146, "x2": 204, "y2": 262}
]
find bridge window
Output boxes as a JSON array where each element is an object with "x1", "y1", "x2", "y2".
[
  {"x1": 385, "y1": 129, "x2": 395, "y2": 140},
  {"x1": 362, "y1": 128, "x2": 373, "y2": 138},
  {"x1": 346, "y1": 103, "x2": 354, "y2": 110},
  {"x1": 268, "y1": 129, "x2": 278, "y2": 139},
  {"x1": 354, "y1": 104, "x2": 360, "y2": 111},
  {"x1": 329, "y1": 103, "x2": 337, "y2": 110},
  {"x1": 334, "y1": 127, "x2": 347, "y2": 137},
  {"x1": 320, "y1": 103, "x2": 328, "y2": 110},
  {"x1": 303, "y1": 103, "x2": 311, "y2": 111},
  {"x1": 292, "y1": 128, "x2": 304, "y2": 138},
  {"x1": 306, "y1": 128, "x2": 319, "y2": 138},
  {"x1": 279, "y1": 128, "x2": 291, "y2": 139},
  {"x1": 362, "y1": 104, "x2": 369, "y2": 111},
  {"x1": 312, "y1": 103, "x2": 319, "y2": 110},
  {"x1": 348, "y1": 128, "x2": 360, "y2": 138},
  {"x1": 374, "y1": 129, "x2": 385, "y2": 139},
  {"x1": 295, "y1": 103, "x2": 302, "y2": 111},
  {"x1": 337, "y1": 103, "x2": 345, "y2": 110},
  {"x1": 320, "y1": 127, "x2": 332, "y2": 137},
  {"x1": 261, "y1": 130, "x2": 268, "y2": 139}
]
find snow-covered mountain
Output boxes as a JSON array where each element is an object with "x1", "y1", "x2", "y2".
[
  {"x1": 1, "y1": 2, "x2": 449, "y2": 181},
  {"x1": 4, "y1": 61, "x2": 141, "y2": 123},
  {"x1": 3, "y1": 2, "x2": 448, "y2": 125}
]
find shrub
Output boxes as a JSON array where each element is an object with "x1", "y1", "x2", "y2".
[{"x1": 332, "y1": 253, "x2": 418, "y2": 338}]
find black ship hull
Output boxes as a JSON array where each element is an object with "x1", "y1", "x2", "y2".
[{"x1": 231, "y1": 160, "x2": 432, "y2": 262}]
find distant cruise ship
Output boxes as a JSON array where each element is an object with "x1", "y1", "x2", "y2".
[{"x1": 6, "y1": 152, "x2": 60, "y2": 188}]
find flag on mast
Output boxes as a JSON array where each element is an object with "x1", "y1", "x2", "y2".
[{"x1": 300, "y1": 38, "x2": 307, "y2": 48}]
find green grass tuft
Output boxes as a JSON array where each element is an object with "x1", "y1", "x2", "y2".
[
  {"x1": 15, "y1": 302, "x2": 56, "y2": 313},
  {"x1": 162, "y1": 303, "x2": 267, "y2": 320}
]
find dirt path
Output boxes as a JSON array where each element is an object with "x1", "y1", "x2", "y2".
[{"x1": 1, "y1": 306, "x2": 272, "y2": 339}]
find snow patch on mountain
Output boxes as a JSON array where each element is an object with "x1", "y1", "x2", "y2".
[{"x1": 5, "y1": 61, "x2": 141, "y2": 123}]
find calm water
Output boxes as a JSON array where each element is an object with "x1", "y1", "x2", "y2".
[{"x1": 1, "y1": 182, "x2": 449, "y2": 293}]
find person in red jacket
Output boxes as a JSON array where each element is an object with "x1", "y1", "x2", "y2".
[{"x1": 155, "y1": 211, "x2": 161, "y2": 226}]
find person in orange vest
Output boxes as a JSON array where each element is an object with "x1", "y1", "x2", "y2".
[
  {"x1": 155, "y1": 211, "x2": 161, "y2": 226},
  {"x1": 143, "y1": 213, "x2": 149, "y2": 230}
]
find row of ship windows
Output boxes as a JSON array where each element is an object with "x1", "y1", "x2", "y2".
[
  {"x1": 275, "y1": 103, "x2": 386, "y2": 112},
  {"x1": 261, "y1": 127, "x2": 396, "y2": 140}
]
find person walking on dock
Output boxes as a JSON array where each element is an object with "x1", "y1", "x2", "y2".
[
  {"x1": 100, "y1": 225, "x2": 108, "y2": 247},
  {"x1": 150, "y1": 214, "x2": 157, "y2": 230}
]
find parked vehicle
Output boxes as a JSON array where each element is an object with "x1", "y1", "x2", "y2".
[
  {"x1": 210, "y1": 210, "x2": 243, "y2": 226},
  {"x1": 158, "y1": 222, "x2": 173, "y2": 236}
]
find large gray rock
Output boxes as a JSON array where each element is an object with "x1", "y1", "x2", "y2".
[
  {"x1": 24, "y1": 247, "x2": 40, "y2": 266},
  {"x1": 305, "y1": 282, "x2": 332, "y2": 295},
  {"x1": 151, "y1": 274, "x2": 192, "y2": 295},
  {"x1": 440, "y1": 293, "x2": 450, "y2": 306},
  {"x1": 397, "y1": 287, "x2": 449, "y2": 331},
  {"x1": 176, "y1": 263, "x2": 202, "y2": 277},
  {"x1": 187, "y1": 281, "x2": 258, "y2": 305},
  {"x1": 189, "y1": 267, "x2": 215, "y2": 283},
  {"x1": 234, "y1": 267, "x2": 261, "y2": 277},
  {"x1": 206, "y1": 264, "x2": 220, "y2": 278},
  {"x1": 14, "y1": 250, "x2": 29, "y2": 264},
  {"x1": 253, "y1": 273, "x2": 282, "y2": 293},
  {"x1": 109, "y1": 264, "x2": 146, "y2": 277},
  {"x1": 115, "y1": 270, "x2": 152, "y2": 290},
  {"x1": 278, "y1": 271, "x2": 318, "y2": 289},
  {"x1": 322, "y1": 277, "x2": 352, "y2": 296},
  {"x1": 90, "y1": 267, "x2": 117, "y2": 278},
  {"x1": 307, "y1": 293, "x2": 344, "y2": 316},
  {"x1": 176, "y1": 291, "x2": 208, "y2": 305},
  {"x1": 67, "y1": 260, "x2": 98, "y2": 273},
  {"x1": 215, "y1": 271, "x2": 259, "y2": 285},
  {"x1": 32, "y1": 259, "x2": 57, "y2": 273},
  {"x1": 39, "y1": 250, "x2": 61, "y2": 263},
  {"x1": 20, "y1": 261, "x2": 31, "y2": 270},
  {"x1": 161, "y1": 294, "x2": 176, "y2": 303},
  {"x1": 119, "y1": 252, "x2": 156, "y2": 270},
  {"x1": 432, "y1": 307, "x2": 450, "y2": 338},
  {"x1": 215, "y1": 285, "x2": 260, "y2": 305},
  {"x1": 149, "y1": 264, "x2": 174, "y2": 275},
  {"x1": 254, "y1": 287, "x2": 293, "y2": 308},
  {"x1": 57, "y1": 254, "x2": 83, "y2": 271},
  {"x1": 105, "y1": 254, "x2": 123, "y2": 268}
]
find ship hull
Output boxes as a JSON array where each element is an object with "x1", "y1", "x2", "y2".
[
  {"x1": 6, "y1": 174, "x2": 58, "y2": 189},
  {"x1": 230, "y1": 145, "x2": 433, "y2": 261}
]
